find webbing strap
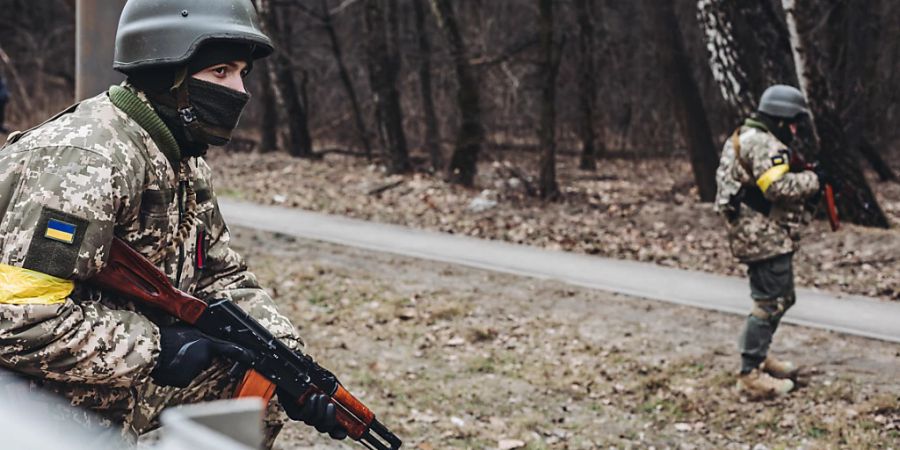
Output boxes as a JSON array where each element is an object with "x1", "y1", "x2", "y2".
[{"x1": 732, "y1": 127, "x2": 754, "y2": 178}]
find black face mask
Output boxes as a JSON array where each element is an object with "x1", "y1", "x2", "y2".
[
  {"x1": 756, "y1": 113, "x2": 794, "y2": 146},
  {"x1": 181, "y1": 77, "x2": 250, "y2": 147}
]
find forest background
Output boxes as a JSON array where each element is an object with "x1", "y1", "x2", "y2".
[{"x1": 1, "y1": 0, "x2": 898, "y2": 300}]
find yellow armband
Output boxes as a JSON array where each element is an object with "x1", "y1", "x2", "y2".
[
  {"x1": 756, "y1": 164, "x2": 790, "y2": 193},
  {"x1": 0, "y1": 264, "x2": 73, "y2": 305}
]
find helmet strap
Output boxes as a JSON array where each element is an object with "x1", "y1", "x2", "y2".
[{"x1": 172, "y1": 67, "x2": 203, "y2": 134}]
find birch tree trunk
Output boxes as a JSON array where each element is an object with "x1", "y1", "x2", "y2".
[
  {"x1": 696, "y1": 0, "x2": 795, "y2": 117},
  {"x1": 782, "y1": 0, "x2": 889, "y2": 227}
]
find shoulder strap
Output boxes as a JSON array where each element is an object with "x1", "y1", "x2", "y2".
[{"x1": 731, "y1": 127, "x2": 754, "y2": 178}]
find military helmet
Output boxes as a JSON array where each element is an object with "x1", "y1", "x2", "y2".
[
  {"x1": 757, "y1": 84, "x2": 809, "y2": 120},
  {"x1": 113, "y1": 0, "x2": 273, "y2": 73}
]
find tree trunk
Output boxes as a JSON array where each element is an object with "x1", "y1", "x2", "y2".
[
  {"x1": 537, "y1": 0, "x2": 560, "y2": 199},
  {"x1": 834, "y1": 0, "x2": 897, "y2": 182},
  {"x1": 320, "y1": 0, "x2": 372, "y2": 158},
  {"x1": 413, "y1": 0, "x2": 443, "y2": 173},
  {"x1": 258, "y1": 0, "x2": 313, "y2": 158},
  {"x1": 257, "y1": 58, "x2": 279, "y2": 153},
  {"x1": 782, "y1": 0, "x2": 889, "y2": 227},
  {"x1": 696, "y1": 0, "x2": 796, "y2": 117},
  {"x1": 575, "y1": 0, "x2": 600, "y2": 171},
  {"x1": 859, "y1": 137, "x2": 897, "y2": 182},
  {"x1": 430, "y1": 0, "x2": 484, "y2": 187},
  {"x1": 364, "y1": 0, "x2": 410, "y2": 174},
  {"x1": 651, "y1": 0, "x2": 718, "y2": 202}
]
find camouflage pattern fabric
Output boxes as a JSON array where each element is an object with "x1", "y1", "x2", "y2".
[
  {"x1": 0, "y1": 86, "x2": 301, "y2": 443},
  {"x1": 714, "y1": 120, "x2": 820, "y2": 262},
  {"x1": 6, "y1": 361, "x2": 287, "y2": 446}
]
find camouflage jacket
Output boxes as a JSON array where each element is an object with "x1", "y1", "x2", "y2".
[
  {"x1": 714, "y1": 119, "x2": 820, "y2": 263},
  {"x1": 0, "y1": 85, "x2": 301, "y2": 387}
]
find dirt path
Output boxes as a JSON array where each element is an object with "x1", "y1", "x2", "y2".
[{"x1": 232, "y1": 228, "x2": 900, "y2": 450}]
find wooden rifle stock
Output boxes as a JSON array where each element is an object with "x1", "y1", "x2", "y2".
[
  {"x1": 824, "y1": 183, "x2": 840, "y2": 231},
  {"x1": 92, "y1": 238, "x2": 402, "y2": 450},
  {"x1": 93, "y1": 239, "x2": 279, "y2": 402}
]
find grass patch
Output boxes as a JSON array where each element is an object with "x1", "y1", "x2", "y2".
[
  {"x1": 806, "y1": 426, "x2": 828, "y2": 439},
  {"x1": 466, "y1": 356, "x2": 496, "y2": 374}
]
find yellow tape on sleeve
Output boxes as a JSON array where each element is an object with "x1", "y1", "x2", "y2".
[
  {"x1": 0, "y1": 264, "x2": 73, "y2": 305},
  {"x1": 756, "y1": 164, "x2": 790, "y2": 194}
]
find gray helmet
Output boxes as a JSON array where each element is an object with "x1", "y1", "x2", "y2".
[
  {"x1": 113, "y1": 0, "x2": 273, "y2": 73},
  {"x1": 757, "y1": 84, "x2": 809, "y2": 120}
]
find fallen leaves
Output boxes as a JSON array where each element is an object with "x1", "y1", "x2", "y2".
[{"x1": 211, "y1": 149, "x2": 900, "y2": 302}]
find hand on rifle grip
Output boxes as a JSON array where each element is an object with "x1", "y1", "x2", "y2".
[
  {"x1": 278, "y1": 389, "x2": 348, "y2": 440},
  {"x1": 813, "y1": 166, "x2": 842, "y2": 194},
  {"x1": 151, "y1": 324, "x2": 256, "y2": 388}
]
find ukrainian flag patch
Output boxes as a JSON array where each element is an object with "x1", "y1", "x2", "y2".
[{"x1": 45, "y1": 219, "x2": 77, "y2": 244}]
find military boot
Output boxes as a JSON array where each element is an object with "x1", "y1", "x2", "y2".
[
  {"x1": 762, "y1": 355, "x2": 799, "y2": 379},
  {"x1": 737, "y1": 369, "x2": 794, "y2": 399}
]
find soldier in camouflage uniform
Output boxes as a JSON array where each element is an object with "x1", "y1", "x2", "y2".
[
  {"x1": 715, "y1": 85, "x2": 825, "y2": 398},
  {"x1": 0, "y1": 0, "x2": 345, "y2": 446}
]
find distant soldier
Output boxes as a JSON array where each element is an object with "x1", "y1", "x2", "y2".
[
  {"x1": 715, "y1": 85, "x2": 826, "y2": 398},
  {"x1": 0, "y1": 73, "x2": 9, "y2": 132},
  {"x1": 0, "y1": 0, "x2": 345, "y2": 446}
]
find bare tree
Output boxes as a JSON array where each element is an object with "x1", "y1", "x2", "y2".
[
  {"x1": 649, "y1": 0, "x2": 718, "y2": 201},
  {"x1": 319, "y1": 0, "x2": 373, "y2": 157},
  {"x1": 257, "y1": 0, "x2": 313, "y2": 158},
  {"x1": 413, "y1": 0, "x2": 443, "y2": 172},
  {"x1": 430, "y1": 0, "x2": 484, "y2": 187},
  {"x1": 257, "y1": 58, "x2": 279, "y2": 153},
  {"x1": 364, "y1": 0, "x2": 410, "y2": 174},
  {"x1": 782, "y1": 0, "x2": 889, "y2": 227},
  {"x1": 574, "y1": 0, "x2": 600, "y2": 171},
  {"x1": 537, "y1": 0, "x2": 562, "y2": 199}
]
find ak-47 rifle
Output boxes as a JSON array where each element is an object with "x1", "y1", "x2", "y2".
[
  {"x1": 790, "y1": 152, "x2": 840, "y2": 231},
  {"x1": 92, "y1": 238, "x2": 402, "y2": 450}
]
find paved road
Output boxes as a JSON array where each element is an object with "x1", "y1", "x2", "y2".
[{"x1": 219, "y1": 199, "x2": 900, "y2": 344}]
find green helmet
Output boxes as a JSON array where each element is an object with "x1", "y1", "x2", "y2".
[
  {"x1": 113, "y1": 0, "x2": 273, "y2": 73},
  {"x1": 757, "y1": 84, "x2": 809, "y2": 120}
]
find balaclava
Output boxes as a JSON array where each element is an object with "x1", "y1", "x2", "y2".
[
  {"x1": 755, "y1": 112, "x2": 798, "y2": 146},
  {"x1": 128, "y1": 42, "x2": 253, "y2": 157}
]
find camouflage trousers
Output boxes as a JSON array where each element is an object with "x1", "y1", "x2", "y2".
[
  {"x1": 5, "y1": 361, "x2": 287, "y2": 448},
  {"x1": 739, "y1": 252, "x2": 796, "y2": 373}
]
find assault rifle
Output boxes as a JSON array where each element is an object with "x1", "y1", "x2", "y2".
[{"x1": 92, "y1": 238, "x2": 402, "y2": 450}]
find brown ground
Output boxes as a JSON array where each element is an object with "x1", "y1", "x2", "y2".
[
  {"x1": 230, "y1": 228, "x2": 900, "y2": 450},
  {"x1": 209, "y1": 148, "x2": 900, "y2": 301}
]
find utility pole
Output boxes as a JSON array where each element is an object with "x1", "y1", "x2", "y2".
[{"x1": 75, "y1": 0, "x2": 127, "y2": 101}]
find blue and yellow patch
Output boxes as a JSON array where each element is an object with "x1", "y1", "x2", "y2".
[
  {"x1": 44, "y1": 219, "x2": 77, "y2": 244},
  {"x1": 23, "y1": 207, "x2": 87, "y2": 278}
]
